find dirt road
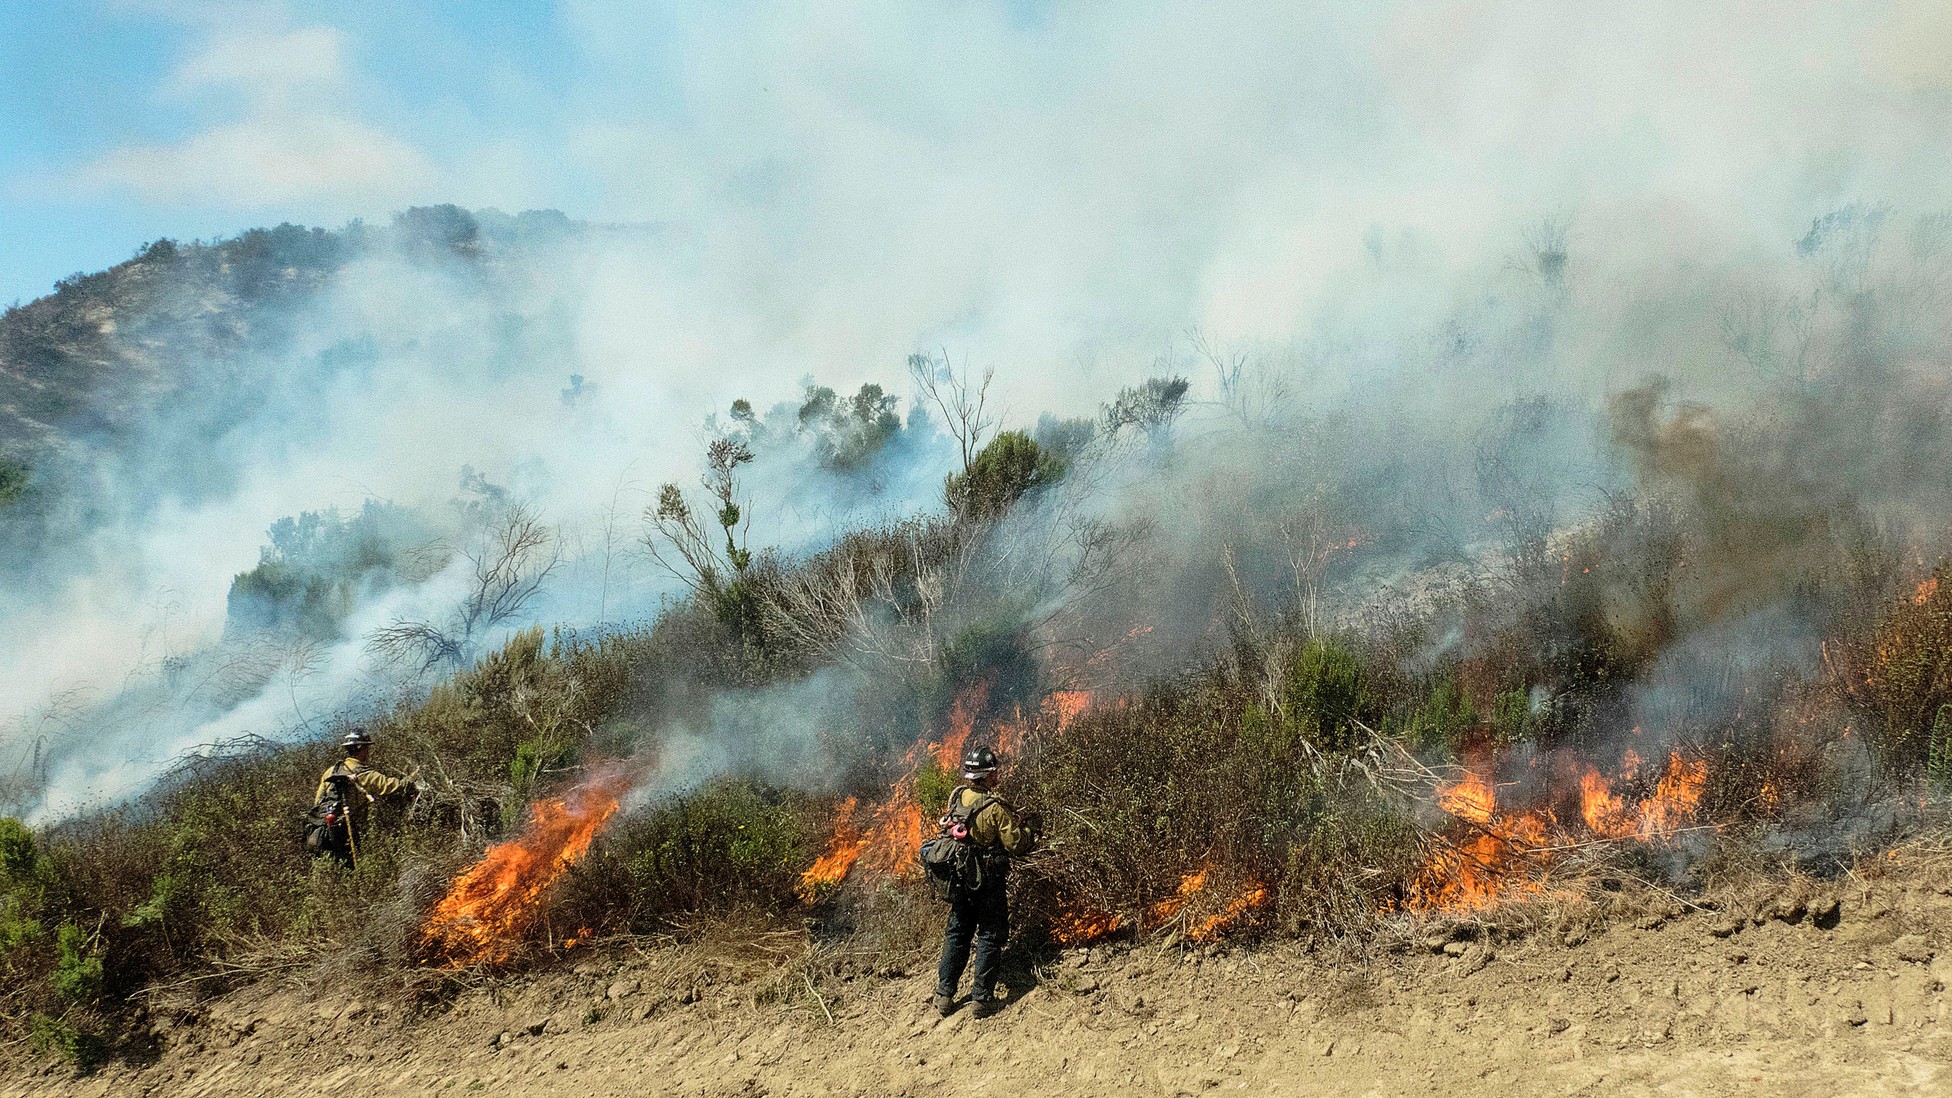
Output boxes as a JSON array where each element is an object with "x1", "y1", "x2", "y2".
[{"x1": 12, "y1": 876, "x2": 1952, "y2": 1097}]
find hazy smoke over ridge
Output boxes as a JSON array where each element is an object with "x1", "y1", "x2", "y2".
[{"x1": 4, "y1": 2, "x2": 1952, "y2": 818}]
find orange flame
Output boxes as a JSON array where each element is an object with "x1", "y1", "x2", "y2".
[
  {"x1": 931, "y1": 679, "x2": 991, "y2": 772},
  {"x1": 1637, "y1": 752, "x2": 1706, "y2": 837},
  {"x1": 799, "y1": 679, "x2": 1087, "y2": 900},
  {"x1": 1913, "y1": 577, "x2": 1939, "y2": 606},
  {"x1": 1406, "y1": 770, "x2": 1552, "y2": 912},
  {"x1": 422, "y1": 768, "x2": 630, "y2": 967},
  {"x1": 1146, "y1": 865, "x2": 1269, "y2": 941},
  {"x1": 1042, "y1": 690, "x2": 1093, "y2": 733},
  {"x1": 1410, "y1": 750, "x2": 1710, "y2": 913},
  {"x1": 796, "y1": 796, "x2": 867, "y2": 899},
  {"x1": 1190, "y1": 885, "x2": 1269, "y2": 942},
  {"x1": 1437, "y1": 770, "x2": 1496, "y2": 823},
  {"x1": 1051, "y1": 906, "x2": 1125, "y2": 945}
]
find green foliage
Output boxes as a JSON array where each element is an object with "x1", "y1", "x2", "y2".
[
  {"x1": 52, "y1": 922, "x2": 104, "y2": 1003},
  {"x1": 912, "y1": 763, "x2": 957, "y2": 817},
  {"x1": 0, "y1": 897, "x2": 43, "y2": 952},
  {"x1": 1489, "y1": 689, "x2": 1538, "y2": 746},
  {"x1": 0, "y1": 817, "x2": 39, "y2": 883},
  {"x1": 1404, "y1": 675, "x2": 1478, "y2": 752},
  {"x1": 226, "y1": 502, "x2": 438, "y2": 639},
  {"x1": 1102, "y1": 375, "x2": 1190, "y2": 436},
  {"x1": 509, "y1": 733, "x2": 575, "y2": 800},
  {"x1": 28, "y1": 1013, "x2": 103, "y2": 1070},
  {"x1": 557, "y1": 780, "x2": 819, "y2": 928},
  {"x1": 1928, "y1": 706, "x2": 1952, "y2": 786},
  {"x1": 943, "y1": 430, "x2": 1063, "y2": 520},
  {"x1": 1033, "y1": 413, "x2": 1096, "y2": 463},
  {"x1": 1270, "y1": 639, "x2": 1375, "y2": 755},
  {"x1": 0, "y1": 459, "x2": 27, "y2": 508},
  {"x1": 799, "y1": 382, "x2": 903, "y2": 470}
]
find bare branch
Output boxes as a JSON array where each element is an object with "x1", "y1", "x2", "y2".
[{"x1": 909, "y1": 350, "x2": 997, "y2": 475}]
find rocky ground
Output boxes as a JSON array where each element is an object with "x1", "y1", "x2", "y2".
[{"x1": 10, "y1": 864, "x2": 1952, "y2": 1097}]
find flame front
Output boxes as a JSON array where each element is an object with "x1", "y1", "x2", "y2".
[
  {"x1": 421, "y1": 769, "x2": 629, "y2": 967},
  {"x1": 1051, "y1": 905, "x2": 1125, "y2": 945},
  {"x1": 1409, "y1": 749, "x2": 1709, "y2": 913},
  {"x1": 1052, "y1": 864, "x2": 1267, "y2": 945},
  {"x1": 1407, "y1": 771, "x2": 1552, "y2": 912},
  {"x1": 1144, "y1": 865, "x2": 1270, "y2": 941}
]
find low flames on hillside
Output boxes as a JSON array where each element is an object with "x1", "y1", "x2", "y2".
[
  {"x1": 416, "y1": 685, "x2": 1729, "y2": 964},
  {"x1": 795, "y1": 682, "x2": 1090, "y2": 900},
  {"x1": 421, "y1": 767, "x2": 631, "y2": 967},
  {"x1": 1403, "y1": 744, "x2": 1710, "y2": 912}
]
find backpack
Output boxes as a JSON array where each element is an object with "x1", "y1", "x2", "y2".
[
  {"x1": 918, "y1": 787, "x2": 999, "y2": 899},
  {"x1": 303, "y1": 767, "x2": 356, "y2": 858}
]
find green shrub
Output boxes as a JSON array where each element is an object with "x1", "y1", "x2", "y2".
[
  {"x1": 0, "y1": 816, "x2": 40, "y2": 883},
  {"x1": 51, "y1": 922, "x2": 103, "y2": 1003},
  {"x1": 1263, "y1": 638, "x2": 1377, "y2": 755},
  {"x1": 550, "y1": 779, "x2": 822, "y2": 936},
  {"x1": 1928, "y1": 706, "x2": 1952, "y2": 786},
  {"x1": 0, "y1": 898, "x2": 42, "y2": 951},
  {"x1": 912, "y1": 763, "x2": 957, "y2": 817},
  {"x1": 28, "y1": 1013, "x2": 103, "y2": 1070},
  {"x1": 1403, "y1": 675, "x2": 1477, "y2": 752},
  {"x1": 944, "y1": 431, "x2": 1063, "y2": 520},
  {"x1": 1489, "y1": 689, "x2": 1537, "y2": 745}
]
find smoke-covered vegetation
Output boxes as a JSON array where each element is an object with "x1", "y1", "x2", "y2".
[{"x1": 3, "y1": 190, "x2": 1952, "y2": 1067}]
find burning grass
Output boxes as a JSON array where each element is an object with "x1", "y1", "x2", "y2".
[
  {"x1": 1403, "y1": 749, "x2": 1711, "y2": 913},
  {"x1": 421, "y1": 766, "x2": 632, "y2": 967}
]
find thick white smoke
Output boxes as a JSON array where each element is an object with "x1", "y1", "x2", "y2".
[{"x1": 5, "y1": 1, "x2": 1951, "y2": 817}]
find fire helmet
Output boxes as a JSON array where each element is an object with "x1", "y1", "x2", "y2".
[
  {"x1": 340, "y1": 727, "x2": 375, "y2": 751},
  {"x1": 960, "y1": 744, "x2": 1000, "y2": 780}
]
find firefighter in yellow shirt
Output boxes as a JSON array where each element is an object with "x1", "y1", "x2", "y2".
[
  {"x1": 307, "y1": 728, "x2": 416, "y2": 866},
  {"x1": 933, "y1": 745, "x2": 1037, "y2": 1018}
]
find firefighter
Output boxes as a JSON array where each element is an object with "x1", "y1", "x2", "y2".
[
  {"x1": 934, "y1": 744, "x2": 1038, "y2": 1018},
  {"x1": 307, "y1": 727, "x2": 417, "y2": 866}
]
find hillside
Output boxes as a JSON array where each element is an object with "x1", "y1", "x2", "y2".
[
  {"x1": 12, "y1": 851, "x2": 1952, "y2": 1097},
  {"x1": 3, "y1": 198, "x2": 1952, "y2": 1093},
  {"x1": 0, "y1": 206, "x2": 581, "y2": 464}
]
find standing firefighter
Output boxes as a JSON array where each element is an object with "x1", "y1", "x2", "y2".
[
  {"x1": 304, "y1": 728, "x2": 416, "y2": 867},
  {"x1": 927, "y1": 744, "x2": 1037, "y2": 1018}
]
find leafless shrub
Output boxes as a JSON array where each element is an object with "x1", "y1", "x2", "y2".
[
  {"x1": 368, "y1": 502, "x2": 560, "y2": 673},
  {"x1": 1190, "y1": 327, "x2": 1290, "y2": 428},
  {"x1": 643, "y1": 437, "x2": 755, "y2": 601},
  {"x1": 908, "y1": 349, "x2": 996, "y2": 476}
]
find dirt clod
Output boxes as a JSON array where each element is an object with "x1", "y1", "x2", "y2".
[{"x1": 1894, "y1": 935, "x2": 1934, "y2": 963}]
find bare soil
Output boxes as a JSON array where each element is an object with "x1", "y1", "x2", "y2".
[{"x1": 12, "y1": 869, "x2": 1952, "y2": 1098}]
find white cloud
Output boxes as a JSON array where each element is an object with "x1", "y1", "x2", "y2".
[
  {"x1": 166, "y1": 25, "x2": 347, "y2": 100},
  {"x1": 68, "y1": 20, "x2": 431, "y2": 208},
  {"x1": 73, "y1": 113, "x2": 433, "y2": 206}
]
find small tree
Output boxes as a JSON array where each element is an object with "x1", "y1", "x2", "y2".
[
  {"x1": 644, "y1": 437, "x2": 761, "y2": 629},
  {"x1": 1102, "y1": 376, "x2": 1190, "y2": 438},
  {"x1": 909, "y1": 351, "x2": 996, "y2": 477}
]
